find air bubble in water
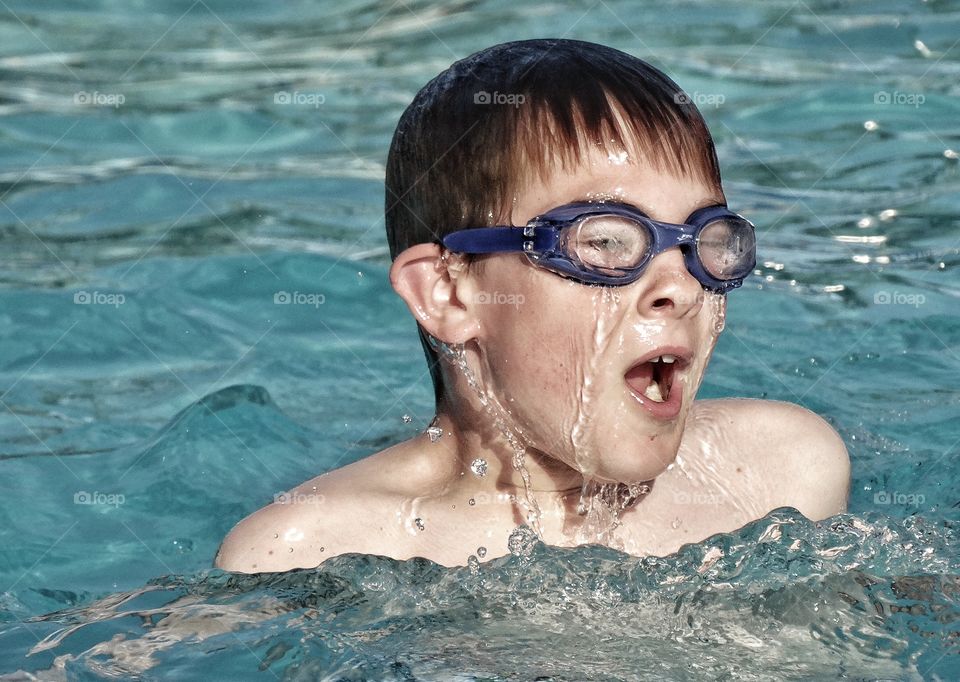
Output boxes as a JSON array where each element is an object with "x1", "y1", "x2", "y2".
[
  {"x1": 507, "y1": 525, "x2": 538, "y2": 557},
  {"x1": 470, "y1": 458, "x2": 488, "y2": 477},
  {"x1": 402, "y1": 414, "x2": 413, "y2": 423}
]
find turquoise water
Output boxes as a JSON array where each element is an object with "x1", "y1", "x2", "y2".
[{"x1": 1, "y1": 0, "x2": 959, "y2": 678}]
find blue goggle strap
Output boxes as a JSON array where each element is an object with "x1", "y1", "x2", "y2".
[{"x1": 441, "y1": 225, "x2": 557, "y2": 254}]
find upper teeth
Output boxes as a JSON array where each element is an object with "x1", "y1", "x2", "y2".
[{"x1": 655, "y1": 355, "x2": 676, "y2": 364}]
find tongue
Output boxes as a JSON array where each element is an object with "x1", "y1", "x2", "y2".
[
  {"x1": 625, "y1": 362, "x2": 656, "y2": 398},
  {"x1": 643, "y1": 381, "x2": 664, "y2": 402}
]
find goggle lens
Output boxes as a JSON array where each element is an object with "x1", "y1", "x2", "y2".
[
  {"x1": 696, "y1": 216, "x2": 756, "y2": 281},
  {"x1": 559, "y1": 215, "x2": 651, "y2": 276}
]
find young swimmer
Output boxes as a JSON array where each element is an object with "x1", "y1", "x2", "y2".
[{"x1": 216, "y1": 39, "x2": 850, "y2": 572}]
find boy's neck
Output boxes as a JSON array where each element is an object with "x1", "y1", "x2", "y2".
[{"x1": 427, "y1": 407, "x2": 585, "y2": 492}]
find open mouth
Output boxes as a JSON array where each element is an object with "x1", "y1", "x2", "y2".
[
  {"x1": 623, "y1": 349, "x2": 691, "y2": 419},
  {"x1": 624, "y1": 355, "x2": 679, "y2": 403}
]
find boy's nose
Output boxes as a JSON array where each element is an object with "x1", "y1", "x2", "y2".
[{"x1": 635, "y1": 248, "x2": 704, "y2": 318}]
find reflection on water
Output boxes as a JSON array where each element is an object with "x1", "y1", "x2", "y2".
[{"x1": 1, "y1": 0, "x2": 959, "y2": 678}]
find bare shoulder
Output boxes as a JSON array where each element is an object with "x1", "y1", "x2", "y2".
[
  {"x1": 690, "y1": 398, "x2": 851, "y2": 520},
  {"x1": 215, "y1": 441, "x2": 430, "y2": 573},
  {"x1": 214, "y1": 488, "x2": 361, "y2": 573}
]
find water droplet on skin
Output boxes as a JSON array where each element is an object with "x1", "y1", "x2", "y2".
[
  {"x1": 477, "y1": 546, "x2": 487, "y2": 558},
  {"x1": 273, "y1": 534, "x2": 279, "y2": 539},
  {"x1": 671, "y1": 517, "x2": 682, "y2": 529},
  {"x1": 289, "y1": 547, "x2": 294, "y2": 552},
  {"x1": 319, "y1": 546, "x2": 325, "y2": 552},
  {"x1": 712, "y1": 299, "x2": 726, "y2": 334},
  {"x1": 470, "y1": 458, "x2": 488, "y2": 477},
  {"x1": 468, "y1": 498, "x2": 476, "y2": 506},
  {"x1": 426, "y1": 425, "x2": 443, "y2": 442},
  {"x1": 402, "y1": 414, "x2": 412, "y2": 423},
  {"x1": 414, "y1": 517, "x2": 425, "y2": 531}
]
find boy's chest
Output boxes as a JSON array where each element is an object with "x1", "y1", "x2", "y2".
[{"x1": 615, "y1": 446, "x2": 777, "y2": 556}]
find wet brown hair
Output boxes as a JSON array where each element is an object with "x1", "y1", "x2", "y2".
[{"x1": 385, "y1": 39, "x2": 723, "y2": 406}]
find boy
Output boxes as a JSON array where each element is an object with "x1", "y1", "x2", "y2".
[{"x1": 216, "y1": 39, "x2": 850, "y2": 573}]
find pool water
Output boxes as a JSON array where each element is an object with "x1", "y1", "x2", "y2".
[{"x1": 1, "y1": 0, "x2": 959, "y2": 679}]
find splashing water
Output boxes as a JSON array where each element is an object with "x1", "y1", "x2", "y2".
[
  {"x1": 428, "y1": 336, "x2": 545, "y2": 536},
  {"x1": 574, "y1": 480, "x2": 654, "y2": 549},
  {"x1": 507, "y1": 525, "x2": 539, "y2": 558}
]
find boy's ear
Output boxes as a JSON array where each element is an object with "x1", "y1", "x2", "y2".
[{"x1": 389, "y1": 243, "x2": 481, "y2": 344}]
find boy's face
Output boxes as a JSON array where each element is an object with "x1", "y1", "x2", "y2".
[{"x1": 464, "y1": 144, "x2": 728, "y2": 484}]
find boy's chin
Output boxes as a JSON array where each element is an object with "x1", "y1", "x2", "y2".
[{"x1": 578, "y1": 435, "x2": 683, "y2": 484}]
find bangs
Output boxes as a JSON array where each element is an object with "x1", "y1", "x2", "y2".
[
  {"x1": 490, "y1": 53, "x2": 722, "y2": 223},
  {"x1": 514, "y1": 90, "x2": 721, "y2": 195}
]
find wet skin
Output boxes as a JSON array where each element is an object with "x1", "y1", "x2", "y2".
[{"x1": 216, "y1": 148, "x2": 851, "y2": 572}]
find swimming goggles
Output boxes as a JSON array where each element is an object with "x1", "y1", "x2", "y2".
[{"x1": 441, "y1": 201, "x2": 756, "y2": 292}]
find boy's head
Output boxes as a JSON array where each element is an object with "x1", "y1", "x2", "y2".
[
  {"x1": 386, "y1": 39, "x2": 722, "y2": 401},
  {"x1": 386, "y1": 39, "x2": 740, "y2": 483}
]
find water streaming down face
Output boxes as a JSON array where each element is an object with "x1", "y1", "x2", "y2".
[
  {"x1": 566, "y1": 287, "x2": 731, "y2": 546},
  {"x1": 566, "y1": 285, "x2": 640, "y2": 549},
  {"x1": 427, "y1": 335, "x2": 546, "y2": 537},
  {"x1": 427, "y1": 279, "x2": 731, "y2": 549}
]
